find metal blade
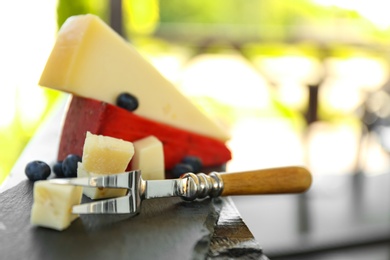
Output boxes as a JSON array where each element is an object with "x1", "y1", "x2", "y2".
[
  {"x1": 144, "y1": 179, "x2": 179, "y2": 199},
  {"x1": 72, "y1": 195, "x2": 139, "y2": 214}
]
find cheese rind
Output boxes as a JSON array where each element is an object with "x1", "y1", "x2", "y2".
[
  {"x1": 58, "y1": 96, "x2": 232, "y2": 170},
  {"x1": 130, "y1": 136, "x2": 164, "y2": 180},
  {"x1": 39, "y1": 14, "x2": 230, "y2": 142},
  {"x1": 30, "y1": 181, "x2": 82, "y2": 231},
  {"x1": 79, "y1": 132, "x2": 134, "y2": 199}
]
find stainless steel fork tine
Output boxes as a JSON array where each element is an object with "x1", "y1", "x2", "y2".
[
  {"x1": 72, "y1": 195, "x2": 140, "y2": 214},
  {"x1": 49, "y1": 171, "x2": 139, "y2": 189},
  {"x1": 49, "y1": 170, "x2": 143, "y2": 214}
]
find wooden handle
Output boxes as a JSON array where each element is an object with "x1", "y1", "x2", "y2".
[{"x1": 221, "y1": 166, "x2": 312, "y2": 196}]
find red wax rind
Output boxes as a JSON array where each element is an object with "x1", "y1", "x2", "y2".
[{"x1": 58, "y1": 95, "x2": 232, "y2": 170}]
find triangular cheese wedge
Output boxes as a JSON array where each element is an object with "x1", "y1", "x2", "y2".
[{"x1": 39, "y1": 14, "x2": 230, "y2": 141}]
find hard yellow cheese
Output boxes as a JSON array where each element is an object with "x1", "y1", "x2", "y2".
[
  {"x1": 30, "y1": 181, "x2": 82, "y2": 231},
  {"x1": 78, "y1": 132, "x2": 134, "y2": 199},
  {"x1": 130, "y1": 136, "x2": 164, "y2": 180},
  {"x1": 39, "y1": 14, "x2": 230, "y2": 142}
]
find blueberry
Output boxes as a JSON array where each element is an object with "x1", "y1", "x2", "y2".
[
  {"x1": 62, "y1": 154, "x2": 82, "y2": 178},
  {"x1": 25, "y1": 160, "x2": 51, "y2": 181},
  {"x1": 172, "y1": 163, "x2": 193, "y2": 178},
  {"x1": 181, "y1": 156, "x2": 202, "y2": 173},
  {"x1": 116, "y1": 92, "x2": 139, "y2": 111},
  {"x1": 53, "y1": 161, "x2": 64, "y2": 178}
]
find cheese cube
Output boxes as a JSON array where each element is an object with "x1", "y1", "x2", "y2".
[
  {"x1": 130, "y1": 136, "x2": 164, "y2": 180},
  {"x1": 79, "y1": 132, "x2": 134, "y2": 199},
  {"x1": 82, "y1": 132, "x2": 134, "y2": 174},
  {"x1": 30, "y1": 181, "x2": 82, "y2": 231}
]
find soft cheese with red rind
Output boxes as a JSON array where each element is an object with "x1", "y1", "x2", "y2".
[{"x1": 58, "y1": 95, "x2": 231, "y2": 170}]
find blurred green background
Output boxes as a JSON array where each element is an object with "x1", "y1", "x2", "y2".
[{"x1": 2, "y1": 0, "x2": 390, "y2": 185}]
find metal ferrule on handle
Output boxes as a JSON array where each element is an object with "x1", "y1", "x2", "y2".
[{"x1": 176, "y1": 172, "x2": 224, "y2": 201}]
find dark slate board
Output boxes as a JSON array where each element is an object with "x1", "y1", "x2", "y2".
[
  {"x1": 0, "y1": 180, "x2": 223, "y2": 260},
  {"x1": 0, "y1": 100, "x2": 268, "y2": 260}
]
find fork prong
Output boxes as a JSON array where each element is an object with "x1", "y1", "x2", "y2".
[
  {"x1": 49, "y1": 171, "x2": 140, "y2": 189},
  {"x1": 72, "y1": 195, "x2": 139, "y2": 214}
]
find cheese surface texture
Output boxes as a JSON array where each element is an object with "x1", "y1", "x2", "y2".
[
  {"x1": 82, "y1": 131, "x2": 134, "y2": 174},
  {"x1": 30, "y1": 181, "x2": 82, "y2": 231},
  {"x1": 130, "y1": 136, "x2": 164, "y2": 180},
  {"x1": 79, "y1": 132, "x2": 134, "y2": 199},
  {"x1": 39, "y1": 14, "x2": 229, "y2": 142}
]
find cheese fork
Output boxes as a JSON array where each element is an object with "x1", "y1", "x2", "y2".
[{"x1": 49, "y1": 166, "x2": 312, "y2": 215}]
